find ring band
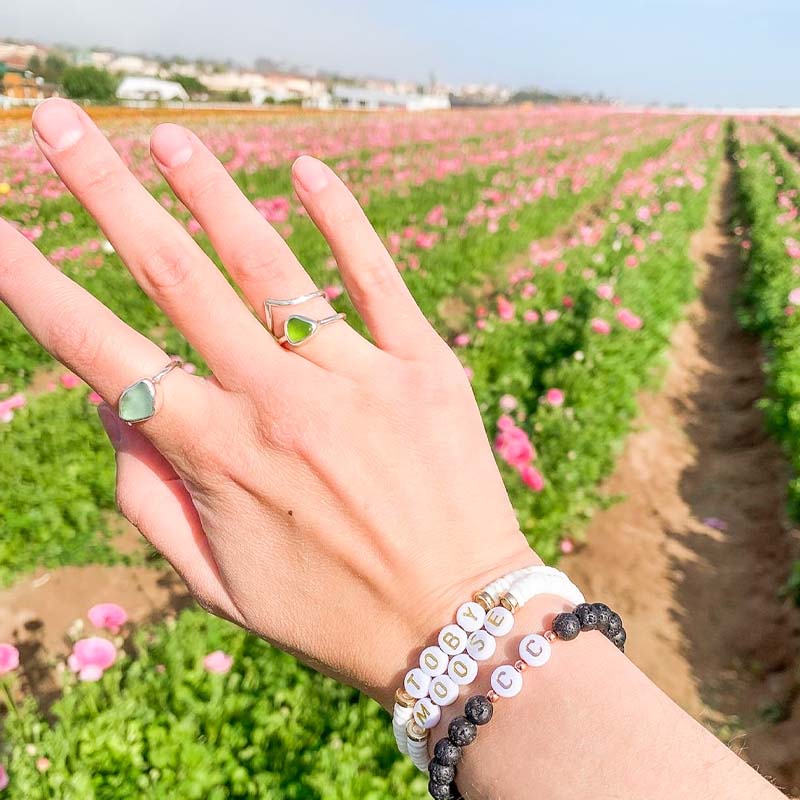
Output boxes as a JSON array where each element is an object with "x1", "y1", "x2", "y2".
[
  {"x1": 264, "y1": 290, "x2": 325, "y2": 338},
  {"x1": 277, "y1": 313, "x2": 346, "y2": 346},
  {"x1": 118, "y1": 358, "x2": 183, "y2": 424}
]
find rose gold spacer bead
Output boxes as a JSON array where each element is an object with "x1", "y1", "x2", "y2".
[
  {"x1": 514, "y1": 659, "x2": 527, "y2": 672},
  {"x1": 487, "y1": 690, "x2": 499, "y2": 704},
  {"x1": 499, "y1": 592, "x2": 520, "y2": 614},
  {"x1": 406, "y1": 719, "x2": 428, "y2": 742},
  {"x1": 473, "y1": 590, "x2": 495, "y2": 612},
  {"x1": 544, "y1": 630, "x2": 557, "y2": 642},
  {"x1": 394, "y1": 688, "x2": 415, "y2": 708}
]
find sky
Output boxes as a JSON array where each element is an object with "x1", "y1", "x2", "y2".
[{"x1": 1, "y1": 0, "x2": 798, "y2": 107}]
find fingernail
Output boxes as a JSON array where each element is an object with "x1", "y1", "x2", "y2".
[
  {"x1": 32, "y1": 98, "x2": 85, "y2": 151},
  {"x1": 151, "y1": 124, "x2": 193, "y2": 168},
  {"x1": 98, "y1": 403, "x2": 124, "y2": 447},
  {"x1": 293, "y1": 155, "x2": 329, "y2": 193}
]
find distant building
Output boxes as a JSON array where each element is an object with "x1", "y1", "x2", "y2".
[
  {"x1": 317, "y1": 85, "x2": 450, "y2": 111},
  {"x1": 1, "y1": 72, "x2": 52, "y2": 100},
  {"x1": 107, "y1": 55, "x2": 160, "y2": 76},
  {"x1": 116, "y1": 76, "x2": 188, "y2": 102},
  {"x1": 0, "y1": 41, "x2": 45, "y2": 69}
]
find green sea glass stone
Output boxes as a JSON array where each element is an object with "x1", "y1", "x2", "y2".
[
  {"x1": 285, "y1": 316, "x2": 316, "y2": 345},
  {"x1": 119, "y1": 379, "x2": 156, "y2": 422}
]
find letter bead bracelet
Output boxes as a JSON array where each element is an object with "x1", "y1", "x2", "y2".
[
  {"x1": 392, "y1": 565, "x2": 585, "y2": 770},
  {"x1": 426, "y1": 602, "x2": 628, "y2": 800}
]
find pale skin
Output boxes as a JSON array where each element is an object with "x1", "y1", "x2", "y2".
[{"x1": 0, "y1": 98, "x2": 786, "y2": 799}]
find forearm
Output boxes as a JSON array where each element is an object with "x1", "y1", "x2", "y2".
[{"x1": 429, "y1": 595, "x2": 784, "y2": 800}]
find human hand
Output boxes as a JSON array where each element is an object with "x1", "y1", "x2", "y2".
[{"x1": 0, "y1": 99, "x2": 535, "y2": 708}]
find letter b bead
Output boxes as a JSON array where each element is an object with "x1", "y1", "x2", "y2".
[{"x1": 438, "y1": 624, "x2": 468, "y2": 656}]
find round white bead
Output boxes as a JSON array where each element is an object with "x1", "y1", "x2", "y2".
[
  {"x1": 404, "y1": 667, "x2": 432, "y2": 699},
  {"x1": 456, "y1": 601, "x2": 486, "y2": 632},
  {"x1": 429, "y1": 674, "x2": 460, "y2": 706},
  {"x1": 447, "y1": 653, "x2": 478, "y2": 686},
  {"x1": 466, "y1": 629, "x2": 497, "y2": 662},
  {"x1": 438, "y1": 623, "x2": 468, "y2": 656},
  {"x1": 518, "y1": 633, "x2": 552, "y2": 668},
  {"x1": 419, "y1": 645, "x2": 448, "y2": 677},
  {"x1": 490, "y1": 664, "x2": 524, "y2": 698},
  {"x1": 483, "y1": 606, "x2": 514, "y2": 637},
  {"x1": 412, "y1": 697, "x2": 442, "y2": 730}
]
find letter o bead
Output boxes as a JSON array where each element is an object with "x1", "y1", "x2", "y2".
[
  {"x1": 466, "y1": 629, "x2": 497, "y2": 662},
  {"x1": 447, "y1": 653, "x2": 478, "y2": 686},
  {"x1": 412, "y1": 697, "x2": 442, "y2": 730},
  {"x1": 438, "y1": 624, "x2": 468, "y2": 656},
  {"x1": 456, "y1": 601, "x2": 486, "y2": 632},
  {"x1": 518, "y1": 633, "x2": 551, "y2": 668},
  {"x1": 419, "y1": 645, "x2": 448, "y2": 677},
  {"x1": 490, "y1": 664, "x2": 523, "y2": 698},
  {"x1": 429, "y1": 674, "x2": 460, "y2": 706},
  {"x1": 404, "y1": 667, "x2": 432, "y2": 699}
]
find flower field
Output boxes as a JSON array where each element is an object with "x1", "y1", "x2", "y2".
[{"x1": 1, "y1": 105, "x2": 797, "y2": 797}]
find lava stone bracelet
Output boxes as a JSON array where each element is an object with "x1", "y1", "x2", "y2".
[{"x1": 426, "y1": 602, "x2": 626, "y2": 799}]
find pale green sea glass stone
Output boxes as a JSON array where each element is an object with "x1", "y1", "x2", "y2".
[
  {"x1": 285, "y1": 316, "x2": 316, "y2": 345},
  {"x1": 118, "y1": 379, "x2": 157, "y2": 423}
]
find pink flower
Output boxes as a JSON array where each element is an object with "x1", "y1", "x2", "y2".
[
  {"x1": 523, "y1": 310, "x2": 540, "y2": 323},
  {"x1": 495, "y1": 420, "x2": 535, "y2": 469},
  {"x1": 788, "y1": 288, "x2": 800, "y2": 306},
  {"x1": 559, "y1": 538, "x2": 575, "y2": 555},
  {"x1": 68, "y1": 637, "x2": 117, "y2": 682},
  {"x1": 591, "y1": 318, "x2": 611, "y2": 335},
  {"x1": 596, "y1": 283, "x2": 614, "y2": 300},
  {"x1": 0, "y1": 643, "x2": 20, "y2": 675},
  {"x1": 203, "y1": 650, "x2": 233, "y2": 674},
  {"x1": 0, "y1": 393, "x2": 25, "y2": 422},
  {"x1": 544, "y1": 388, "x2": 565, "y2": 407},
  {"x1": 625, "y1": 255, "x2": 639, "y2": 269},
  {"x1": 617, "y1": 308, "x2": 643, "y2": 330},
  {"x1": 186, "y1": 218, "x2": 202, "y2": 235},
  {"x1": 88, "y1": 603, "x2": 128, "y2": 634},
  {"x1": 496, "y1": 296, "x2": 515, "y2": 321},
  {"x1": 60, "y1": 373, "x2": 81, "y2": 389},
  {"x1": 543, "y1": 310, "x2": 560, "y2": 325},
  {"x1": 324, "y1": 285, "x2": 343, "y2": 301},
  {"x1": 0, "y1": 764, "x2": 8, "y2": 791},
  {"x1": 519, "y1": 464, "x2": 545, "y2": 492},
  {"x1": 36, "y1": 757, "x2": 50, "y2": 773},
  {"x1": 499, "y1": 394, "x2": 518, "y2": 412},
  {"x1": 453, "y1": 333, "x2": 470, "y2": 347},
  {"x1": 87, "y1": 391, "x2": 103, "y2": 405}
]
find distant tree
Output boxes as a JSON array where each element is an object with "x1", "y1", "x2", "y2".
[
  {"x1": 170, "y1": 73, "x2": 208, "y2": 98},
  {"x1": 26, "y1": 54, "x2": 41, "y2": 74},
  {"x1": 225, "y1": 89, "x2": 250, "y2": 103},
  {"x1": 61, "y1": 66, "x2": 118, "y2": 102},
  {"x1": 42, "y1": 53, "x2": 69, "y2": 84}
]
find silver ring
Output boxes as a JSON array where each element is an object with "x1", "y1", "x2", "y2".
[
  {"x1": 264, "y1": 290, "x2": 325, "y2": 338},
  {"x1": 118, "y1": 358, "x2": 183, "y2": 424},
  {"x1": 277, "y1": 313, "x2": 346, "y2": 346}
]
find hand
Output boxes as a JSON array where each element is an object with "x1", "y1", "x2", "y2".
[{"x1": 0, "y1": 99, "x2": 535, "y2": 707}]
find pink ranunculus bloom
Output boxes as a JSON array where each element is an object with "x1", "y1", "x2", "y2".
[
  {"x1": 591, "y1": 318, "x2": 611, "y2": 335},
  {"x1": 324, "y1": 285, "x2": 343, "y2": 301},
  {"x1": 0, "y1": 643, "x2": 20, "y2": 675},
  {"x1": 453, "y1": 333, "x2": 470, "y2": 347},
  {"x1": 87, "y1": 391, "x2": 103, "y2": 406},
  {"x1": 499, "y1": 394, "x2": 518, "y2": 412},
  {"x1": 36, "y1": 757, "x2": 50, "y2": 773},
  {"x1": 617, "y1": 308, "x2": 643, "y2": 331},
  {"x1": 60, "y1": 373, "x2": 81, "y2": 389},
  {"x1": 0, "y1": 393, "x2": 25, "y2": 420},
  {"x1": 463, "y1": 366, "x2": 474, "y2": 381},
  {"x1": 544, "y1": 388, "x2": 565, "y2": 407},
  {"x1": 543, "y1": 310, "x2": 560, "y2": 325},
  {"x1": 88, "y1": 603, "x2": 128, "y2": 634},
  {"x1": 523, "y1": 310, "x2": 540, "y2": 323},
  {"x1": 788, "y1": 288, "x2": 800, "y2": 306},
  {"x1": 203, "y1": 650, "x2": 233, "y2": 674},
  {"x1": 496, "y1": 414, "x2": 515, "y2": 431},
  {"x1": 186, "y1": 218, "x2": 202, "y2": 235},
  {"x1": 496, "y1": 296, "x2": 515, "y2": 321},
  {"x1": 625, "y1": 255, "x2": 639, "y2": 269},
  {"x1": 495, "y1": 420, "x2": 535, "y2": 469},
  {"x1": 519, "y1": 464, "x2": 545, "y2": 492},
  {"x1": 559, "y1": 538, "x2": 575, "y2": 555},
  {"x1": 596, "y1": 283, "x2": 614, "y2": 301},
  {"x1": 67, "y1": 637, "x2": 117, "y2": 682},
  {"x1": 0, "y1": 763, "x2": 8, "y2": 791},
  {"x1": 476, "y1": 319, "x2": 487, "y2": 330}
]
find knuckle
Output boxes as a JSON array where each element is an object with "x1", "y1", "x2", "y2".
[
  {"x1": 46, "y1": 298, "x2": 104, "y2": 372},
  {"x1": 80, "y1": 161, "x2": 120, "y2": 198},
  {"x1": 232, "y1": 245, "x2": 289, "y2": 287},
  {"x1": 141, "y1": 243, "x2": 195, "y2": 294},
  {"x1": 349, "y1": 254, "x2": 398, "y2": 304},
  {"x1": 183, "y1": 169, "x2": 223, "y2": 211}
]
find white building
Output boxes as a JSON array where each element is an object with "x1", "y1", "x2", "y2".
[
  {"x1": 116, "y1": 76, "x2": 188, "y2": 102},
  {"x1": 323, "y1": 85, "x2": 450, "y2": 111},
  {"x1": 107, "y1": 55, "x2": 160, "y2": 76}
]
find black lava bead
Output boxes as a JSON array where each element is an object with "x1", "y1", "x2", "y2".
[
  {"x1": 591, "y1": 603, "x2": 612, "y2": 634},
  {"x1": 448, "y1": 716, "x2": 478, "y2": 747},
  {"x1": 464, "y1": 694, "x2": 494, "y2": 726},
  {"x1": 552, "y1": 612, "x2": 581, "y2": 641},
  {"x1": 428, "y1": 779, "x2": 452, "y2": 800},
  {"x1": 429, "y1": 759, "x2": 456, "y2": 785},
  {"x1": 433, "y1": 738, "x2": 462, "y2": 766},
  {"x1": 574, "y1": 603, "x2": 599, "y2": 631},
  {"x1": 610, "y1": 627, "x2": 627, "y2": 650},
  {"x1": 606, "y1": 612, "x2": 623, "y2": 636}
]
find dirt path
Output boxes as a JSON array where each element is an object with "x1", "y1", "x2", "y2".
[{"x1": 564, "y1": 157, "x2": 800, "y2": 794}]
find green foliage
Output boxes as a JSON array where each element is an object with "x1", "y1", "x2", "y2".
[
  {"x1": 61, "y1": 66, "x2": 118, "y2": 102},
  {"x1": 169, "y1": 73, "x2": 208, "y2": 97}
]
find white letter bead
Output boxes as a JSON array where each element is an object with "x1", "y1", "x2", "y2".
[
  {"x1": 429, "y1": 674, "x2": 460, "y2": 706},
  {"x1": 404, "y1": 667, "x2": 432, "y2": 699},
  {"x1": 490, "y1": 664, "x2": 524, "y2": 698},
  {"x1": 484, "y1": 606, "x2": 514, "y2": 637},
  {"x1": 412, "y1": 697, "x2": 442, "y2": 730},
  {"x1": 447, "y1": 653, "x2": 478, "y2": 686},
  {"x1": 438, "y1": 623, "x2": 468, "y2": 656},
  {"x1": 466, "y1": 629, "x2": 497, "y2": 661},
  {"x1": 419, "y1": 645, "x2": 448, "y2": 677},
  {"x1": 518, "y1": 633, "x2": 552, "y2": 668},
  {"x1": 456, "y1": 601, "x2": 486, "y2": 632}
]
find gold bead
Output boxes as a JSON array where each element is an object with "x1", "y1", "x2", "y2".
[
  {"x1": 487, "y1": 690, "x2": 499, "y2": 704},
  {"x1": 406, "y1": 719, "x2": 428, "y2": 742},
  {"x1": 544, "y1": 630, "x2": 557, "y2": 642},
  {"x1": 472, "y1": 590, "x2": 495, "y2": 612},
  {"x1": 394, "y1": 688, "x2": 415, "y2": 708},
  {"x1": 499, "y1": 592, "x2": 520, "y2": 614},
  {"x1": 514, "y1": 659, "x2": 527, "y2": 672}
]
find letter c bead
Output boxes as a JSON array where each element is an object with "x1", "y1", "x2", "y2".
[
  {"x1": 404, "y1": 667, "x2": 432, "y2": 699},
  {"x1": 466, "y1": 629, "x2": 497, "y2": 661},
  {"x1": 438, "y1": 624, "x2": 468, "y2": 656},
  {"x1": 429, "y1": 674, "x2": 459, "y2": 706},
  {"x1": 419, "y1": 645, "x2": 448, "y2": 677},
  {"x1": 490, "y1": 664, "x2": 523, "y2": 698},
  {"x1": 518, "y1": 633, "x2": 551, "y2": 668},
  {"x1": 447, "y1": 653, "x2": 478, "y2": 686},
  {"x1": 412, "y1": 697, "x2": 442, "y2": 730},
  {"x1": 456, "y1": 601, "x2": 486, "y2": 633}
]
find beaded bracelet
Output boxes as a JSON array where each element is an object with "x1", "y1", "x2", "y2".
[
  {"x1": 393, "y1": 565, "x2": 585, "y2": 768},
  {"x1": 425, "y1": 602, "x2": 627, "y2": 799}
]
